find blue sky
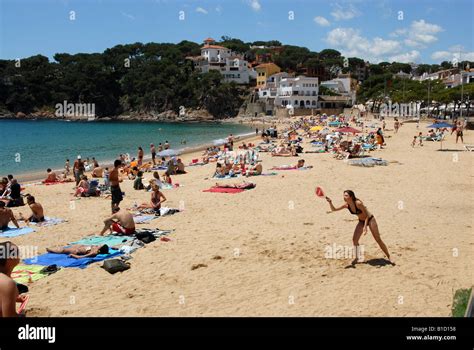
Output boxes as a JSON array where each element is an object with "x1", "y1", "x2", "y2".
[{"x1": 1, "y1": 0, "x2": 473, "y2": 63}]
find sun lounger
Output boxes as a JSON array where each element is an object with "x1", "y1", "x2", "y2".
[
  {"x1": 23, "y1": 249, "x2": 122, "y2": 269},
  {"x1": 0, "y1": 226, "x2": 35, "y2": 238}
]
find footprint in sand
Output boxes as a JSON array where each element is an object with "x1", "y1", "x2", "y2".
[
  {"x1": 212, "y1": 255, "x2": 224, "y2": 260},
  {"x1": 191, "y1": 263, "x2": 208, "y2": 270}
]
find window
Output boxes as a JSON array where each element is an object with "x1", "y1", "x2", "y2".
[
  {"x1": 312, "y1": 100, "x2": 316, "y2": 106},
  {"x1": 295, "y1": 100, "x2": 298, "y2": 105},
  {"x1": 306, "y1": 100, "x2": 310, "y2": 105}
]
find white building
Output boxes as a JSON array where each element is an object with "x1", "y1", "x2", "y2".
[
  {"x1": 274, "y1": 76, "x2": 319, "y2": 109},
  {"x1": 258, "y1": 72, "x2": 290, "y2": 99},
  {"x1": 320, "y1": 76, "x2": 356, "y2": 105},
  {"x1": 188, "y1": 38, "x2": 255, "y2": 84}
]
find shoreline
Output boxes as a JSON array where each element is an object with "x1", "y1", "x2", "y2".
[{"x1": 15, "y1": 131, "x2": 261, "y2": 183}]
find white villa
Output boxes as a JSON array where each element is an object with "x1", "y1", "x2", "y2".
[
  {"x1": 188, "y1": 38, "x2": 255, "y2": 84},
  {"x1": 274, "y1": 76, "x2": 319, "y2": 109},
  {"x1": 320, "y1": 75, "x2": 356, "y2": 105}
]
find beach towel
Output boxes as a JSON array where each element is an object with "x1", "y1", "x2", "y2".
[
  {"x1": 135, "y1": 207, "x2": 180, "y2": 217},
  {"x1": 348, "y1": 157, "x2": 388, "y2": 167},
  {"x1": 133, "y1": 215, "x2": 156, "y2": 224},
  {"x1": 135, "y1": 228, "x2": 173, "y2": 239},
  {"x1": 23, "y1": 249, "x2": 122, "y2": 269},
  {"x1": 12, "y1": 264, "x2": 49, "y2": 284},
  {"x1": 261, "y1": 172, "x2": 278, "y2": 176},
  {"x1": 28, "y1": 217, "x2": 67, "y2": 227},
  {"x1": 271, "y1": 166, "x2": 313, "y2": 171},
  {"x1": 70, "y1": 235, "x2": 132, "y2": 247},
  {"x1": 0, "y1": 226, "x2": 35, "y2": 238},
  {"x1": 203, "y1": 187, "x2": 245, "y2": 194}
]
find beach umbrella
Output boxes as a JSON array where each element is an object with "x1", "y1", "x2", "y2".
[
  {"x1": 335, "y1": 127, "x2": 362, "y2": 134},
  {"x1": 426, "y1": 122, "x2": 452, "y2": 150},
  {"x1": 310, "y1": 125, "x2": 323, "y2": 132},
  {"x1": 427, "y1": 122, "x2": 453, "y2": 129},
  {"x1": 157, "y1": 149, "x2": 181, "y2": 157}
]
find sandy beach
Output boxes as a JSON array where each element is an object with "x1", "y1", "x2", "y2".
[{"x1": 2, "y1": 119, "x2": 473, "y2": 317}]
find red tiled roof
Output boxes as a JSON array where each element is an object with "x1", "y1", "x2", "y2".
[{"x1": 201, "y1": 44, "x2": 228, "y2": 50}]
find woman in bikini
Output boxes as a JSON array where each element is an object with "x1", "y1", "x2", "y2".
[{"x1": 326, "y1": 190, "x2": 391, "y2": 264}]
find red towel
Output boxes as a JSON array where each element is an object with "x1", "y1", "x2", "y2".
[{"x1": 202, "y1": 187, "x2": 245, "y2": 194}]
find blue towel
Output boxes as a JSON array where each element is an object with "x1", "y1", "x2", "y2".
[
  {"x1": 70, "y1": 235, "x2": 132, "y2": 247},
  {"x1": 23, "y1": 249, "x2": 122, "y2": 269},
  {"x1": 0, "y1": 226, "x2": 36, "y2": 238}
]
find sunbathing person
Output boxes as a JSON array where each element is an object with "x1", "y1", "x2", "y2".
[
  {"x1": 271, "y1": 145, "x2": 293, "y2": 157},
  {"x1": 43, "y1": 169, "x2": 59, "y2": 183},
  {"x1": 214, "y1": 182, "x2": 256, "y2": 189},
  {"x1": 19, "y1": 195, "x2": 45, "y2": 223},
  {"x1": 0, "y1": 241, "x2": 27, "y2": 317},
  {"x1": 91, "y1": 166, "x2": 103, "y2": 178},
  {"x1": 74, "y1": 175, "x2": 90, "y2": 197},
  {"x1": 0, "y1": 202, "x2": 20, "y2": 231},
  {"x1": 214, "y1": 163, "x2": 226, "y2": 178},
  {"x1": 247, "y1": 162, "x2": 262, "y2": 176},
  {"x1": 2, "y1": 179, "x2": 24, "y2": 208},
  {"x1": 176, "y1": 159, "x2": 186, "y2": 174},
  {"x1": 137, "y1": 184, "x2": 167, "y2": 215},
  {"x1": 47, "y1": 244, "x2": 109, "y2": 259},
  {"x1": 133, "y1": 171, "x2": 145, "y2": 190},
  {"x1": 99, "y1": 207, "x2": 135, "y2": 236}
]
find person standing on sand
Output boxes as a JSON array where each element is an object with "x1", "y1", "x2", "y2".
[
  {"x1": 394, "y1": 118, "x2": 400, "y2": 133},
  {"x1": 137, "y1": 147, "x2": 144, "y2": 166},
  {"x1": 325, "y1": 190, "x2": 392, "y2": 265},
  {"x1": 164, "y1": 141, "x2": 170, "y2": 150},
  {"x1": 456, "y1": 121, "x2": 464, "y2": 144},
  {"x1": 158, "y1": 143, "x2": 163, "y2": 153},
  {"x1": 73, "y1": 156, "x2": 85, "y2": 186},
  {"x1": 150, "y1": 144, "x2": 156, "y2": 165},
  {"x1": 109, "y1": 160, "x2": 123, "y2": 213},
  {"x1": 65, "y1": 159, "x2": 70, "y2": 176},
  {"x1": 418, "y1": 132, "x2": 423, "y2": 147}
]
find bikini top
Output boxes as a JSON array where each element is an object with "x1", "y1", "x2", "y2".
[{"x1": 347, "y1": 202, "x2": 362, "y2": 215}]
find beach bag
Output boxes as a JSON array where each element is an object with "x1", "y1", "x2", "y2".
[
  {"x1": 101, "y1": 259, "x2": 130, "y2": 274},
  {"x1": 135, "y1": 231, "x2": 156, "y2": 244}
]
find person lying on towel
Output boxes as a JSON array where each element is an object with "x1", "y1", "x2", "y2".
[
  {"x1": 47, "y1": 244, "x2": 109, "y2": 259},
  {"x1": 99, "y1": 207, "x2": 135, "y2": 236}
]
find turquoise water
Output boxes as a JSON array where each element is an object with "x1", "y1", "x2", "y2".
[{"x1": 0, "y1": 119, "x2": 253, "y2": 175}]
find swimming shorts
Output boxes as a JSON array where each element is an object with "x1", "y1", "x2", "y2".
[
  {"x1": 111, "y1": 222, "x2": 135, "y2": 235},
  {"x1": 111, "y1": 185, "x2": 123, "y2": 204}
]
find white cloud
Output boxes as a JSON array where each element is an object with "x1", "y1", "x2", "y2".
[
  {"x1": 215, "y1": 5, "x2": 222, "y2": 13},
  {"x1": 121, "y1": 12, "x2": 135, "y2": 20},
  {"x1": 247, "y1": 0, "x2": 261, "y2": 12},
  {"x1": 405, "y1": 20, "x2": 443, "y2": 47},
  {"x1": 389, "y1": 29, "x2": 407, "y2": 38},
  {"x1": 431, "y1": 50, "x2": 474, "y2": 62},
  {"x1": 331, "y1": 3, "x2": 361, "y2": 21},
  {"x1": 196, "y1": 7, "x2": 208, "y2": 14},
  {"x1": 389, "y1": 50, "x2": 421, "y2": 63},
  {"x1": 314, "y1": 16, "x2": 330, "y2": 27},
  {"x1": 326, "y1": 27, "x2": 400, "y2": 62}
]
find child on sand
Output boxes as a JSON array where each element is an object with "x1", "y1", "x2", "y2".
[{"x1": 411, "y1": 136, "x2": 417, "y2": 148}]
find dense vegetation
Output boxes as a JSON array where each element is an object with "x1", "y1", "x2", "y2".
[{"x1": 0, "y1": 36, "x2": 472, "y2": 118}]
